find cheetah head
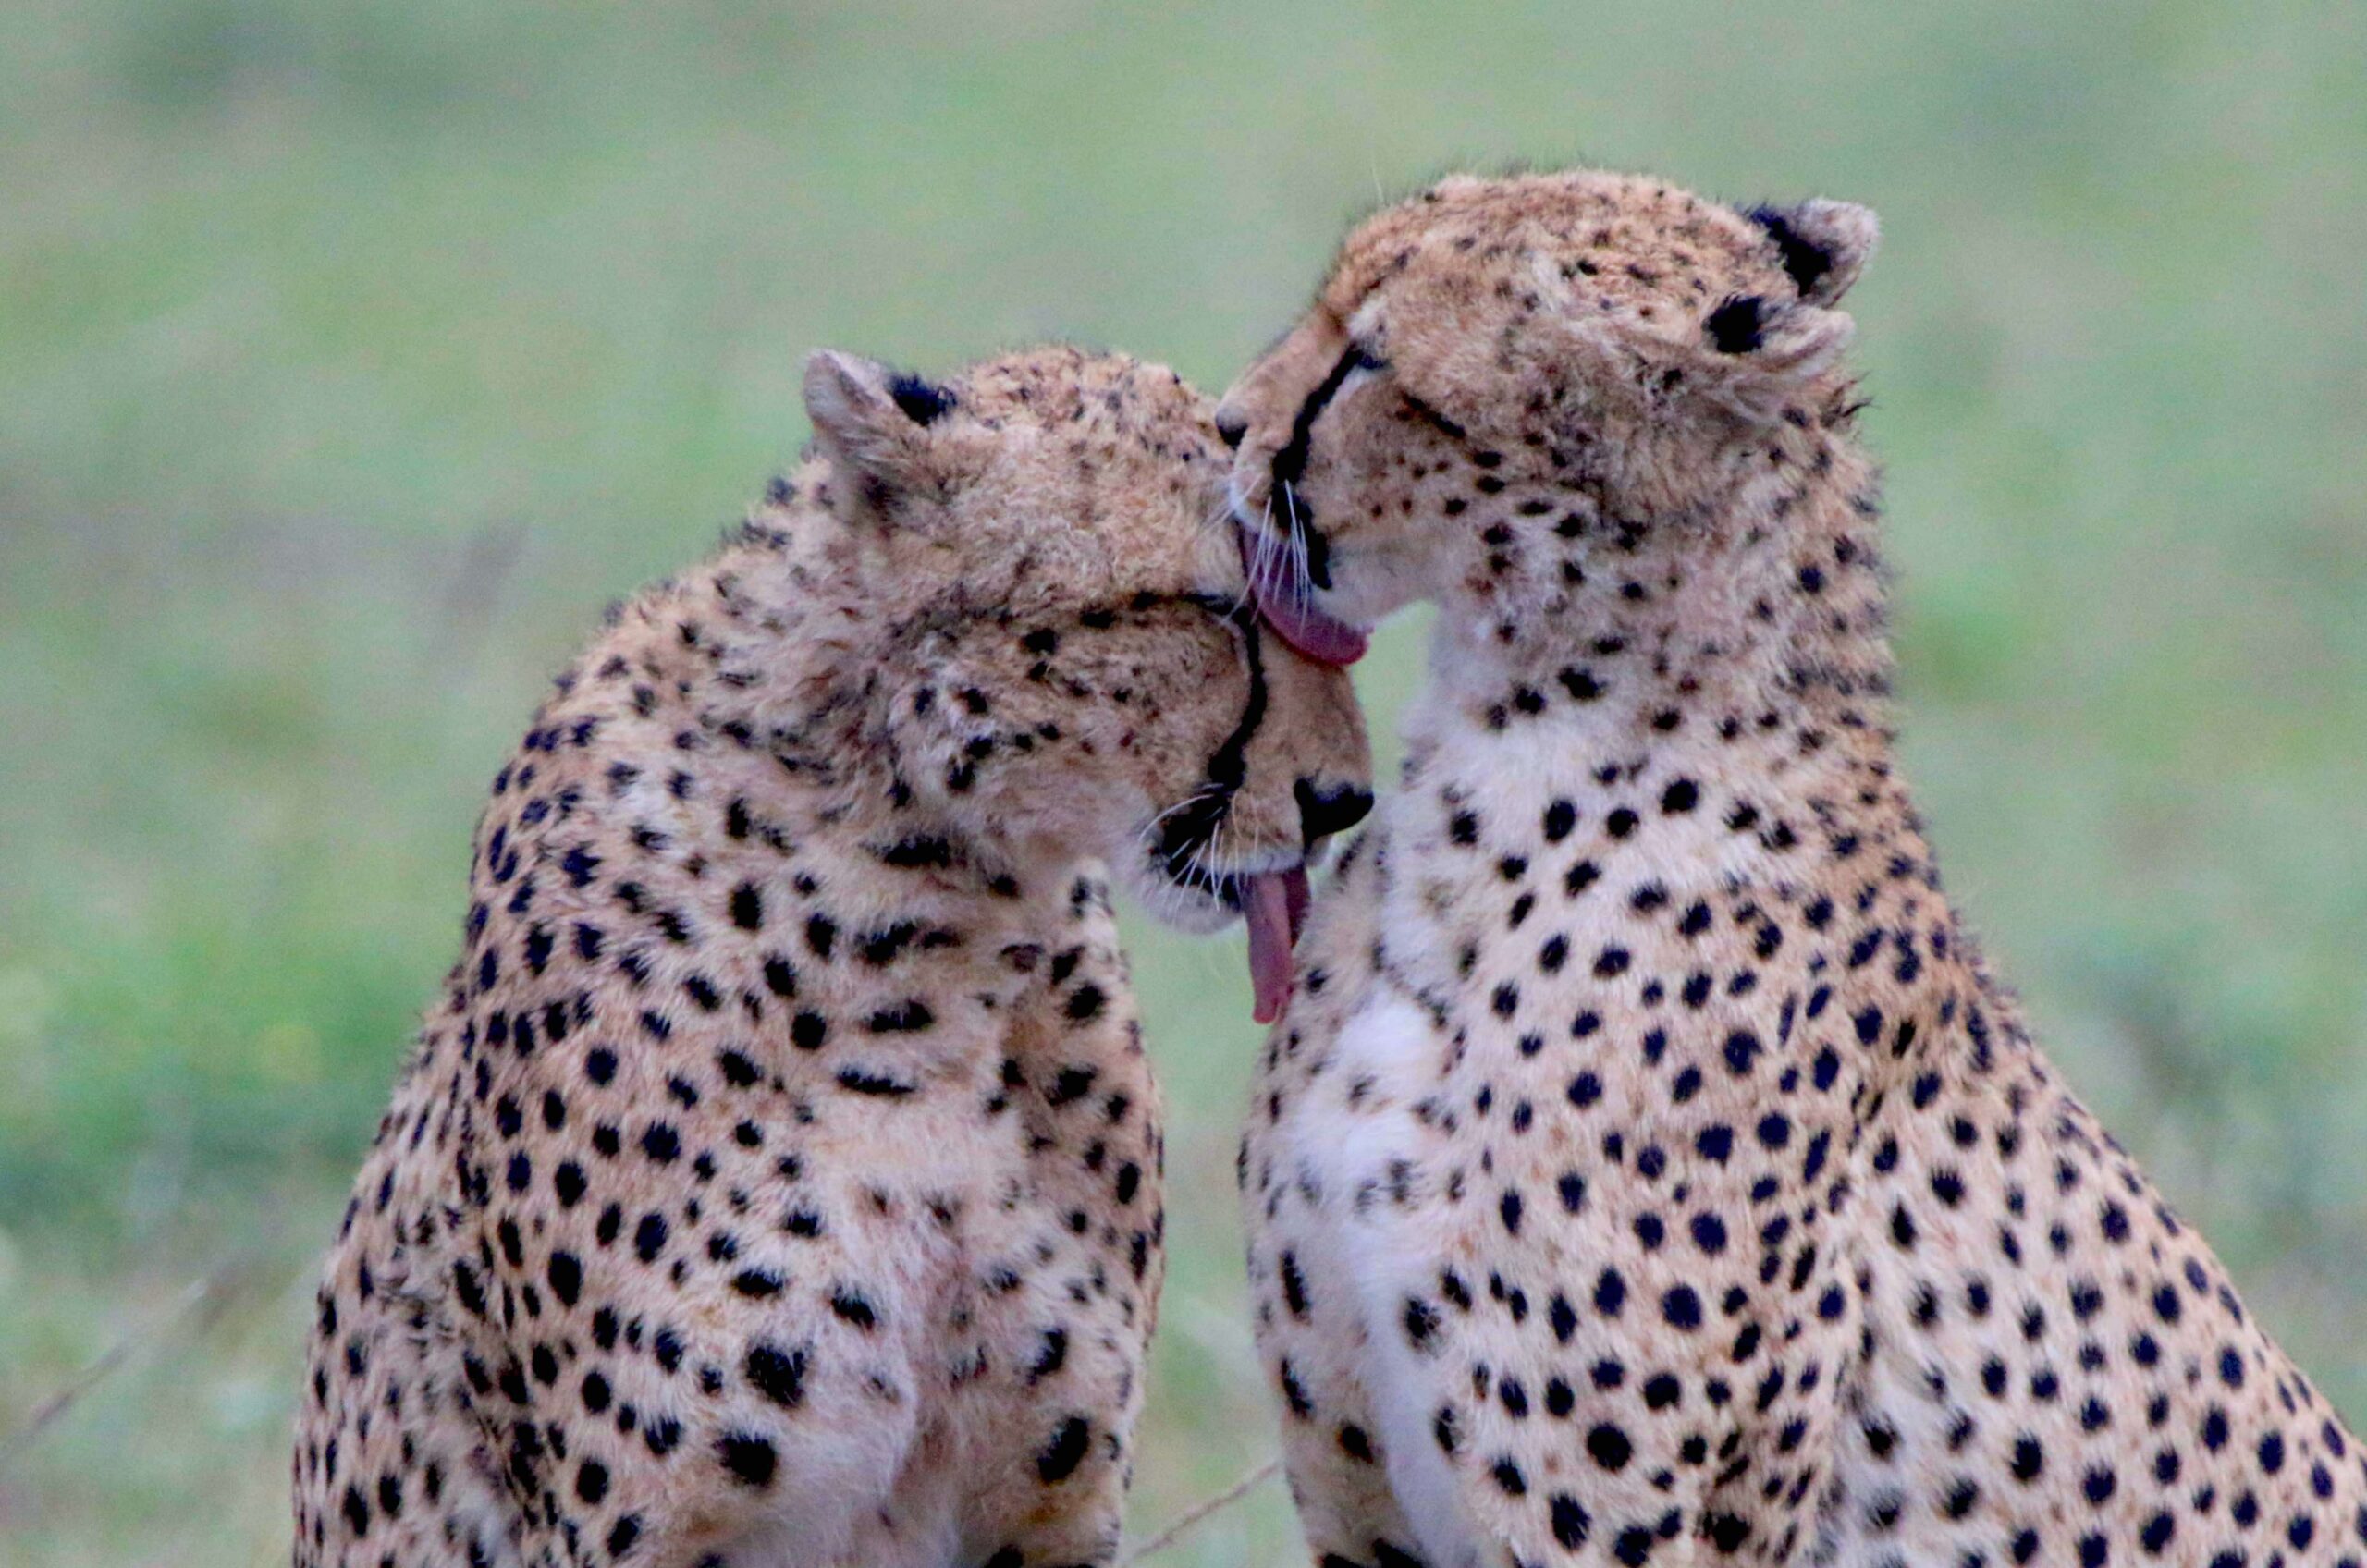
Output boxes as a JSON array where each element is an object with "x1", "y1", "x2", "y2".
[
  {"x1": 1212, "y1": 169, "x2": 1877, "y2": 656},
  {"x1": 803, "y1": 345, "x2": 1373, "y2": 1017}
]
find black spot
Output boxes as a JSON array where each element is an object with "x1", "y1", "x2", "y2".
[
  {"x1": 633, "y1": 1212, "x2": 668, "y2": 1262},
  {"x1": 1280, "y1": 1252, "x2": 1310, "y2": 1317},
  {"x1": 717, "y1": 1432, "x2": 778, "y2": 1488},
  {"x1": 1036, "y1": 1415, "x2": 1092, "y2": 1482},
  {"x1": 576, "y1": 1459, "x2": 609, "y2": 1503},
  {"x1": 865, "y1": 999, "x2": 935, "y2": 1034},
  {"x1": 836, "y1": 1067, "x2": 915, "y2": 1096},
  {"x1": 879, "y1": 834, "x2": 955, "y2": 869},
  {"x1": 1404, "y1": 1296, "x2": 1441, "y2": 1348},
  {"x1": 743, "y1": 1342, "x2": 806, "y2": 1407},
  {"x1": 1551, "y1": 1494, "x2": 1591, "y2": 1549}
]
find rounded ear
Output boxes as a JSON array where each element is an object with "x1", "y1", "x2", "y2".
[
  {"x1": 802, "y1": 349, "x2": 958, "y2": 522},
  {"x1": 1744, "y1": 198, "x2": 1879, "y2": 305},
  {"x1": 1686, "y1": 292, "x2": 1856, "y2": 424}
]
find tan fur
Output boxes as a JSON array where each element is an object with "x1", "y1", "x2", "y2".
[
  {"x1": 291, "y1": 347, "x2": 1370, "y2": 1568},
  {"x1": 1219, "y1": 170, "x2": 2363, "y2": 1568}
]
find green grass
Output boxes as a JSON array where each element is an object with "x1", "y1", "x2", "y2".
[{"x1": 3, "y1": 2, "x2": 2364, "y2": 1562}]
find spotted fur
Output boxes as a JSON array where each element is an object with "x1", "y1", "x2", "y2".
[
  {"x1": 1218, "y1": 169, "x2": 2363, "y2": 1568},
  {"x1": 291, "y1": 347, "x2": 1370, "y2": 1568}
]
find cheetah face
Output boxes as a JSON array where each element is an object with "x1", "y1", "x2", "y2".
[
  {"x1": 804, "y1": 347, "x2": 1372, "y2": 1009},
  {"x1": 1213, "y1": 170, "x2": 1876, "y2": 655}
]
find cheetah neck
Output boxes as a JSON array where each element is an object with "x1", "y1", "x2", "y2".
[
  {"x1": 585, "y1": 472, "x2": 1049, "y2": 914},
  {"x1": 1414, "y1": 423, "x2": 1898, "y2": 787},
  {"x1": 1374, "y1": 437, "x2": 1936, "y2": 1015}
]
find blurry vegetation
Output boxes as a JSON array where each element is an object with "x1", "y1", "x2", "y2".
[{"x1": 2, "y1": 1, "x2": 2363, "y2": 1562}]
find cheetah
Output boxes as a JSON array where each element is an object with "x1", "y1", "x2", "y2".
[
  {"x1": 292, "y1": 345, "x2": 1373, "y2": 1568},
  {"x1": 1214, "y1": 169, "x2": 2364, "y2": 1568}
]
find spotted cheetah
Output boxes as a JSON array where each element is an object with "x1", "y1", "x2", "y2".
[
  {"x1": 1214, "y1": 170, "x2": 2364, "y2": 1568},
  {"x1": 292, "y1": 346, "x2": 1372, "y2": 1568}
]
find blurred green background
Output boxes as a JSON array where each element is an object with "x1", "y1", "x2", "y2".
[{"x1": 4, "y1": 1, "x2": 2364, "y2": 1562}]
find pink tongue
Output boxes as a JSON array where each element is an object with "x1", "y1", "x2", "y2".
[
  {"x1": 1245, "y1": 869, "x2": 1309, "y2": 1025},
  {"x1": 1238, "y1": 532, "x2": 1370, "y2": 667},
  {"x1": 1252, "y1": 585, "x2": 1370, "y2": 667}
]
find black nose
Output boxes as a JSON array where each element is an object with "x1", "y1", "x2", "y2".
[
  {"x1": 1296, "y1": 778, "x2": 1375, "y2": 847},
  {"x1": 1214, "y1": 410, "x2": 1248, "y2": 449}
]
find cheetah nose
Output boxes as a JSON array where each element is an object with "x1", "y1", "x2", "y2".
[
  {"x1": 1295, "y1": 778, "x2": 1375, "y2": 847},
  {"x1": 1213, "y1": 410, "x2": 1248, "y2": 449}
]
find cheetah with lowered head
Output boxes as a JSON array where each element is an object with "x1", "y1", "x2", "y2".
[
  {"x1": 1216, "y1": 170, "x2": 2364, "y2": 1568},
  {"x1": 293, "y1": 346, "x2": 1371, "y2": 1568}
]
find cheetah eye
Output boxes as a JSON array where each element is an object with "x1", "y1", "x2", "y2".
[{"x1": 1345, "y1": 344, "x2": 1390, "y2": 374}]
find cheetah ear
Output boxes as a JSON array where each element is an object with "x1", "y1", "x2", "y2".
[
  {"x1": 1744, "y1": 199, "x2": 1878, "y2": 306},
  {"x1": 803, "y1": 349, "x2": 958, "y2": 523},
  {"x1": 1690, "y1": 294, "x2": 1857, "y2": 423}
]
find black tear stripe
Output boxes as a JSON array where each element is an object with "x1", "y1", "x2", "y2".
[
  {"x1": 1152, "y1": 598, "x2": 1269, "y2": 886},
  {"x1": 1268, "y1": 346, "x2": 1380, "y2": 590},
  {"x1": 1400, "y1": 392, "x2": 1467, "y2": 443}
]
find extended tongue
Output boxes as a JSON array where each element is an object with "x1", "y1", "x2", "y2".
[
  {"x1": 1252, "y1": 586, "x2": 1371, "y2": 667},
  {"x1": 1282, "y1": 864, "x2": 1311, "y2": 943},
  {"x1": 1239, "y1": 530, "x2": 1370, "y2": 667},
  {"x1": 1245, "y1": 872, "x2": 1300, "y2": 1025}
]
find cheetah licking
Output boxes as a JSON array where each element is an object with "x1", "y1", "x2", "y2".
[
  {"x1": 292, "y1": 346, "x2": 1371, "y2": 1568},
  {"x1": 1219, "y1": 169, "x2": 2363, "y2": 1568}
]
